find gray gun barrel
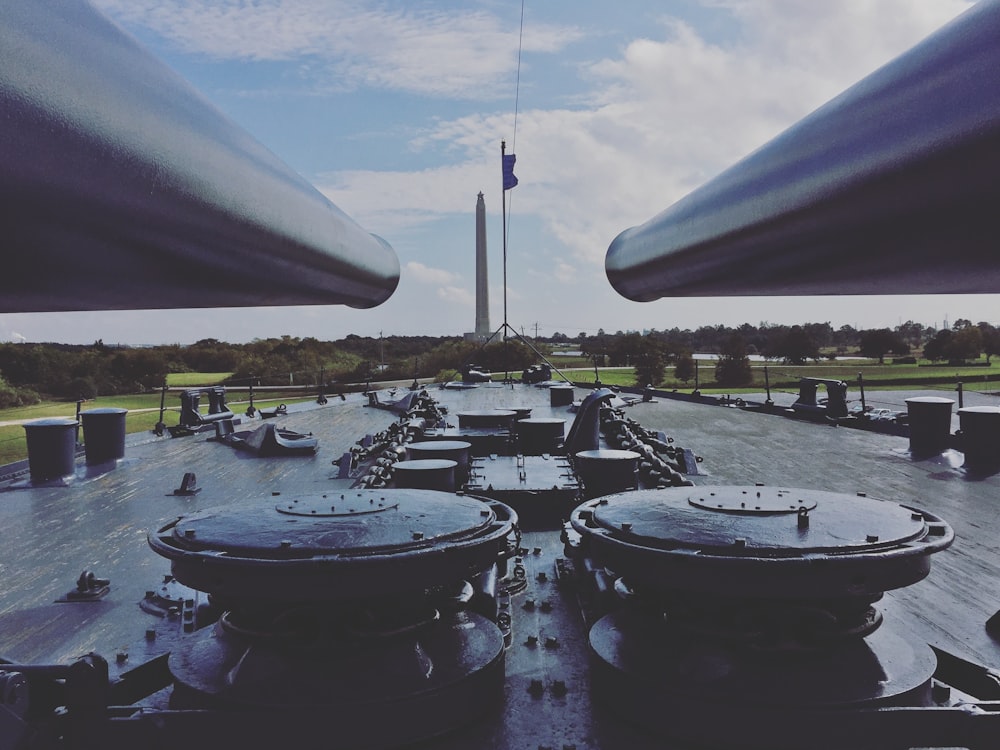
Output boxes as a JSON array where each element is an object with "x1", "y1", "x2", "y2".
[
  {"x1": 1, "y1": 0, "x2": 399, "y2": 312},
  {"x1": 606, "y1": 0, "x2": 1000, "y2": 301}
]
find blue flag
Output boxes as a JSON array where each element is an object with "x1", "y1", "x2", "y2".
[{"x1": 502, "y1": 153, "x2": 518, "y2": 190}]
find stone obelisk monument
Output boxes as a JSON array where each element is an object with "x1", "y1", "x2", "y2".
[{"x1": 474, "y1": 192, "x2": 490, "y2": 340}]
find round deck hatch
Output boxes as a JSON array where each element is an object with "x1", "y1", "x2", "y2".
[
  {"x1": 150, "y1": 489, "x2": 518, "y2": 601},
  {"x1": 570, "y1": 486, "x2": 952, "y2": 598}
]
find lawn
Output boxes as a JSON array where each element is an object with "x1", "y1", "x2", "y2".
[
  {"x1": 166, "y1": 372, "x2": 232, "y2": 387},
  {"x1": 562, "y1": 357, "x2": 997, "y2": 391}
]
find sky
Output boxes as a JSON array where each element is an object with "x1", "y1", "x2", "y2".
[{"x1": 1, "y1": 0, "x2": 992, "y2": 346}]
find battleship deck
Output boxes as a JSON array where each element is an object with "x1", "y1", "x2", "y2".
[{"x1": 1, "y1": 382, "x2": 999, "y2": 749}]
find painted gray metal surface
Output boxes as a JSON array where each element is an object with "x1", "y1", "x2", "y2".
[
  {"x1": 2, "y1": 385, "x2": 1000, "y2": 747},
  {"x1": 0, "y1": 0, "x2": 399, "y2": 312},
  {"x1": 606, "y1": 0, "x2": 1000, "y2": 301}
]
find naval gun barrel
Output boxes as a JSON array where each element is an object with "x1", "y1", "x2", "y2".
[
  {"x1": 0, "y1": 1, "x2": 399, "y2": 313},
  {"x1": 606, "y1": 0, "x2": 1000, "y2": 301}
]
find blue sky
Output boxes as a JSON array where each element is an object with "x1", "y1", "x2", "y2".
[{"x1": 2, "y1": 0, "x2": 991, "y2": 345}]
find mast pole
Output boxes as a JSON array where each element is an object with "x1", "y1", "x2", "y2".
[
  {"x1": 501, "y1": 140, "x2": 509, "y2": 334},
  {"x1": 501, "y1": 140, "x2": 510, "y2": 382}
]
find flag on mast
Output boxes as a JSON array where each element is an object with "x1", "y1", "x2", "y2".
[{"x1": 502, "y1": 153, "x2": 518, "y2": 190}]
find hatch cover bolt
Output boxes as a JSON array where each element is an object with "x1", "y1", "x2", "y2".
[
  {"x1": 551, "y1": 680, "x2": 568, "y2": 696},
  {"x1": 533, "y1": 547, "x2": 542, "y2": 555},
  {"x1": 798, "y1": 507, "x2": 810, "y2": 529},
  {"x1": 528, "y1": 679, "x2": 545, "y2": 697},
  {"x1": 911, "y1": 512, "x2": 923, "y2": 521},
  {"x1": 540, "y1": 600, "x2": 553, "y2": 612},
  {"x1": 537, "y1": 571, "x2": 548, "y2": 582},
  {"x1": 412, "y1": 531, "x2": 424, "y2": 541},
  {"x1": 621, "y1": 522, "x2": 633, "y2": 532},
  {"x1": 544, "y1": 636, "x2": 559, "y2": 649},
  {"x1": 280, "y1": 540, "x2": 292, "y2": 549},
  {"x1": 115, "y1": 650, "x2": 128, "y2": 664},
  {"x1": 525, "y1": 635, "x2": 538, "y2": 647},
  {"x1": 184, "y1": 529, "x2": 195, "y2": 539},
  {"x1": 733, "y1": 538, "x2": 746, "y2": 549},
  {"x1": 524, "y1": 599, "x2": 536, "y2": 611},
  {"x1": 145, "y1": 629, "x2": 156, "y2": 641},
  {"x1": 866, "y1": 534, "x2": 879, "y2": 542}
]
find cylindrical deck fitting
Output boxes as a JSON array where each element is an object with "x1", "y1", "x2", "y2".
[
  {"x1": 23, "y1": 418, "x2": 79, "y2": 483},
  {"x1": 574, "y1": 449, "x2": 639, "y2": 498},
  {"x1": 80, "y1": 408, "x2": 128, "y2": 466},
  {"x1": 905, "y1": 397, "x2": 954, "y2": 455},
  {"x1": 958, "y1": 406, "x2": 1000, "y2": 469},
  {"x1": 550, "y1": 386, "x2": 575, "y2": 407},
  {"x1": 406, "y1": 441, "x2": 471, "y2": 473},
  {"x1": 392, "y1": 459, "x2": 458, "y2": 492}
]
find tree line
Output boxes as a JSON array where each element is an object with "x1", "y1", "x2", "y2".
[
  {"x1": 570, "y1": 319, "x2": 1000, "y2": 387},
  {"x1": 0, "y1": 334, "x2": 540, "y2": 408},
  {"x1": 1, "y1": 319, "x2": 998, "y2": 407}
]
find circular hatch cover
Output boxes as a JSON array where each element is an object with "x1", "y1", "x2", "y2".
[
  {"x1": 150, "y1": 489, "x2": 517, "y2": 602},
  {"x1": 570, "y1": 486, "x2": 952, "y2": 598}
]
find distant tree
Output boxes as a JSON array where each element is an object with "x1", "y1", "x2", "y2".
[
  {"x1": 772, "y1": 325, "x2": 819, "y2": 365},
  {"x1": 896, "y1": 320, "x2": 926, "y2": 348},
  {"x1": 833, "y1": 324, "x2": 860, "y2": 349},
  {"x1": 0, "y1": 372, "x2": 40, "y2": 408},
  {"x1": 714, "y1": 335, "x2": 753, "y2": 387},
  {"x1": 633, "y1": 338, "x2": 666, "y2": 387},
  {"x1": 859, "y1": 328, "x2": 908, "y2": 364},
  {"x1": 950, "y1": 325, "x2": 982, "y2": 362},
  {"x1": 674, "y1": 352, "x2": 695, "y2": 384},
  {"x1": 803, "y1": 322, "x2": 834, "y2": 349},
  {"x1": 109, "y1": 348, "x2": 169, "y2": 391},
  {"x1": 980, "y1": 323, "x2": 1000, "y2": 364},
  {"x1": 919, "y1": 322, "x2": 980, "y2": 364},
  {"x1": 922, "y1": 330, "x2": 953, "y2": 362}
]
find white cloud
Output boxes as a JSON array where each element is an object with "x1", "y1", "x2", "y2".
[
  {"x1": 406, "y1": 261, "x2": 459, "y2": 286},
  {"x1": 437, "y1": 286, "x2": 474, "y2": 306},
  {"x1": 321, "y1": 1, "x2": 975, "y2": 271},
  {"x1": 94, "y1": 0, "x2": 581, "y2": 99}
]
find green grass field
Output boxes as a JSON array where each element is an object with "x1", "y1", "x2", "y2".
[
  {"x1": 564, "y1": 358, "x2": 997, "y2": 390},
  {"x1": 166, "y1": 372, "x2": 232, "y2": 387}
]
